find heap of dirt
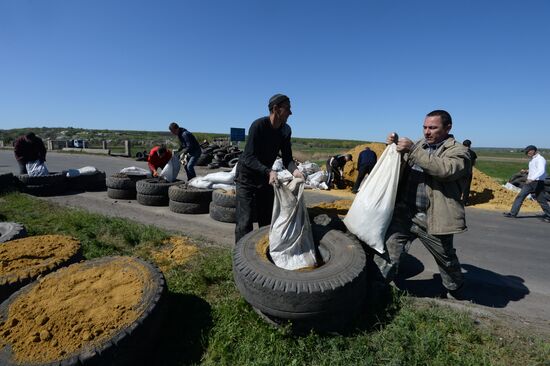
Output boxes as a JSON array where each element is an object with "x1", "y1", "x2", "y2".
[
  {"x1": 0, "y1": 256, "x2": 150, "y2": 364},
  {"x1": 342, "y1": 142, "x2": 387, "y2": 185},
  {"x1": 150, "y1": 236, "x2": 198, "y2": 272},
  {"x1": 0, "y1": 235, "x2": 80, "y2": 282}
]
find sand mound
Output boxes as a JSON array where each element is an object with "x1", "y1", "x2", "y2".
[{"x1": 150, "y1": 236, "x2": 198, "y2": 272}]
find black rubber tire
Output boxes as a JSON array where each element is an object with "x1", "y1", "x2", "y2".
[
  {"x1": 68, "y1": 171, "x2": 107, "y2": 192},
  {"x1": 0, "y1": 223, "x2": 27, "y2": 243},
  {"x1": 135, "y1": 151, "x2": 144, "y2": 159},
  {"x1": 209, "y1": 202, "x2": 236, "y2": 223},
  {"x1": 233, "y1": 225, "x2": 367, "y2": 331},
  {"x1": 136, "y1": 193, "x2": 169, "y2": 206},
  {"x1": 169, "y1": 200, "x2": 210, "y2": 214},
  {"x1": 196, "y1": 154, "x2": 213, "y2": 166},
  {"x1": 212, "y1": 189, "x2": 236, "y2": 208},
  {"x1": 207, "y1": 162, "x2": 220, "y2": 169},
  {"x1": 136, "y1": 178, "x2": 181, "y2": 196},
  {"x1": 107, "y1": 188, "x2": 136, "y2": 200},
  {"x1": 168, "y1": 185, "x2": 213, "y2": 203},
  {"x1": 0, "y1": 173, "x2": 19, "y2": 193},
  {"x1": 106, "y1": 173, "x2": 147, "y2": 190},
  {"x1": 16, "y1": 172, "x2": 65, "y2": 186},
  {"x1": 228, "y1": 157, "x2": 239, "y2": 168},
  {"x1": 0, "y1": 235, "x2": 83, "y2": 303},
  {"x1": 23, "y1": 182, "x2": 68, "y2": 196},
  {"x1": 0, "y1": 256, "x2": 165, "y2": 366}
]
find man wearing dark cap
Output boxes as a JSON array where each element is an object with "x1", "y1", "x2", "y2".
[
  {"x1": 504, "y1": 145, "x2": 550, "y2": 222},
  {"x1": 234, "y1": 94, "x2": 304, "y2": 244},
  {"x1": 326, "y1": 154, "x2": 352, "y2": 189},
  {"x1": 462, "y1": 139, "x2": 477, "y2": 205}
]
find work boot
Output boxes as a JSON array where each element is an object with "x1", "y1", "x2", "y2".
[
  {"x1": 543, "y1": 216, "x2": 550, "y2": 223},
  {"x1": 444, "y1": 283, "x2": 466, "y2": 301},
  {"x1": 502, "y1": 212, "x2": 516, "y2": 218}
]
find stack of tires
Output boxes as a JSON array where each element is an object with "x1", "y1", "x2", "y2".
[
  {"x1": 168, "y1": 184, "x2": 213, "y2": 214},
  {"x1": 209, "y1": 189, "x2": 237, "y2": 223},
  {"x1": 67, "y1": 171, "x2": 107, "y2": 192},
  {"x1": 106, "y1": 173, "x2": 147, "y2": 200},
  {"x1": 195, "y1": 143, "x2": 242, "y2": 169},
  {"x1": 136, "y1": 178, "x2": 181, "y2": 206},
  {"x1": 16, "y1": 172, "x2": 67, "y2": 196}
]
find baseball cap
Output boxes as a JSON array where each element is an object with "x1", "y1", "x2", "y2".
[{"x1": 522, "y1": 145, "x2": 537, "y2": 153}]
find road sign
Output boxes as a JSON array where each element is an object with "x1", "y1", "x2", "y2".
[{"x1": 230, "y1": 128, "x2": 245, "y2": 142}]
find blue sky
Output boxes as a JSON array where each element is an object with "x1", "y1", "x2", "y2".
[{"x1": 1, "y1": 0, "x2": 549, "y2": 148}]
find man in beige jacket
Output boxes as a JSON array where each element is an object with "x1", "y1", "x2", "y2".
[{"x1": 374, "y1": 110, "x2": 471, "y2": 298}]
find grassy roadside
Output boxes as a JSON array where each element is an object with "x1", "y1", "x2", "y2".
[{"x1": 1, "y1": 192, "x2": 549, "y2": 365}]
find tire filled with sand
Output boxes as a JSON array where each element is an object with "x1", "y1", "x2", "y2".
[
  {"x1": 0, "y1": 256, "x2": 165, "y2": 365},
  {"x1": 0, "y1": 235, "x2": 82, "y2": 301}
]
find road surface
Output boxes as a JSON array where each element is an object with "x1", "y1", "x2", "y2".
[{"x1": 1, "y1": 149, "x2": 549, "y2": 334}]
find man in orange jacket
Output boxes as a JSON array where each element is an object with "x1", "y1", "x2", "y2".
[{"x1": 147, "y1": 145, "x2": 172, "y2": 177}]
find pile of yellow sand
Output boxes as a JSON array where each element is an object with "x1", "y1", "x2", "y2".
[
  {"x1": 149, "y1": 236, "x2": 198, "y2": 272},
  {"x1": 325, "y1": 143, "x2": 540, "y2": 212}
]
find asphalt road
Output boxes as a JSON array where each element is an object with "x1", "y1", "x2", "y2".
[{"x1": 1, "y1": 149, "x2": 550, "y2": 333}]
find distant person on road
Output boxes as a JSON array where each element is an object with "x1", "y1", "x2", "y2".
[
  {"x1": 462, "y1": 139, "x2": 477, "y2": 205},
  {"x1": 326, "y1": 154, "x2": 352, "y2": 190},
  {"x1": 374, "y1": 110, "x2": 471, "y2": 299},
  {"x1": 147, "y1": 145, "x2": 172, "y2": 177},
  {"x1": 234, "y1": 94, "x2": 304, "y2": 244},
  {"x1": 351, "y1": 147, "x2": 377, "y2": 194},
  {"x1": 169, "y1": 122, "x2": 201, "y2": 181},
  {"x1": 13, "y1": 132, "x2": 47, "y2": 174},
  {"x1": 503, "y1": 145, "x2": 550, "y2": 223}
]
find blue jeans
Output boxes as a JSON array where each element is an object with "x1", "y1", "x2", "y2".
[
  {"x1": 184, "y1": 153, "x2": 200, "y2": 180},
  {"x1": 510, "y1": 180, "x2": 550, "y2": 217}
]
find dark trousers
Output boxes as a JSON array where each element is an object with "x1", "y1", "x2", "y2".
[
  {"x1": 235, "y1": 182, "x2": 274, "y2": 244},
  {"x1": 325, "y1": 161, "x2": 342, "y2": 189},
  {"x1": 17, "y1": 160, "x2": 27, "y2": 174},
  {"x1": 510, "y1": 180, "x2": 550, "y2": 217},
  {"x1": 352, "y1": 166, "x2": 369, "y2": 192},
  {"x1": 373, "y1": 207, "x2": 464, "y2": 291}
]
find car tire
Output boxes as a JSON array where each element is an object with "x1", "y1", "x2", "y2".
[
  {"x1": 233, "y1": 225, "x2": 367, "y2": 331},
  {"x1": 168, "y1": 185, "x2": 213, "y2": 203},
  {"x1": 212, "y1": 189, "x2": 236, "y2": 208},
  {"x1": 136, "y1": 179, "x2": 181, "y2": 196},
  {"x1": 107, "y1": 188, "x2": 136, "y2": 200},
  {"x1": 169, "y1": 200, "x2": 210, "y2": 214},
  {"x1": 0, "y1": 256, "x2": 165, "y2": 366},
  {"x1": 137, "y1": 193, "x2": 169, "y2": 206},
  {"x1": 209, "y1": 202, "x2": 236, "y2": 223},
  {"x1": 23, "y1": 182, "x2": 68, "y2": 196},
  {"x1": 106, "y1": 173, "x2": 147, "y2": 190},
  {"x1": 15, "y1": 172, "x2": 65, "y2": 186}
]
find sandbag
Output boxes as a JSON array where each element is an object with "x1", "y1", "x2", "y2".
[
  {"x1": 344, "y1": 144, "x2": 401, "y2": 254},
  {"x1": 159, "y1": 155, "x2": 181, "y2": 182},
  {"x1": 188, "y1": 177, "x2": 213, "y2": 189},
  {"x1": 269, "y1": 178, "x2": 317, "y2": 270},
  {"x1": 120, "y1": 166, "x2": 151, "y2": 177},
  {"x1": 78, "y1": 166, "x2": 98, "y2": 175},
  {"x1": 25, "y1": 161, "x2": 48, "y2": 177}
]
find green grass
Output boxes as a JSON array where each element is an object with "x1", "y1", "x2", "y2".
[{"x1": 1, "y1": 192, "x2": 549, "y2": 365}]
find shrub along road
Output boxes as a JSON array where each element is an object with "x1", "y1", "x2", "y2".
[{"x1": 1, "y1": 149, "x2": 550, "y2": 335}]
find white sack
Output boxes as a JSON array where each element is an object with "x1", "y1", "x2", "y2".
[
  {"x1": 26, "y1": 160, "x2": 49, "y2": 176},
  {"x1": 65, "y1": 169, "x2": 81, "y2": 178},
  {"x1": 120, "y1": 166, "x2": 151, "y2": 177},
  {"x1": 277, "y1": 170, "x2": 294, "y2": 183},
  {"x1": 344, "y1": 144, "x2": 401, "y2": 254},
  {"x1": 212, "y1": 183, "x2": 235, "y2": 190},
  {"x1": 188, "y1": 177, "x2": 213, "y2": 189},
  {"x1": 269, "y1": 178, "x2": 317, "y2": 270},
  {"x1": 271, "y1": 158, "x2": 284, "y2": 172},
  {"x1": 159, "y1": 155, "x2": 181, "y2": 182},
  {"x1": 502, "y1": 182, "x2": 521, "y2": 193},
  {"x1": 78, "y1": 166, "x2": 98, "y2": 175},
  {"x1": 203, "y1": 170, "x2": 235, "y2": 184},
  {"x1": 298, "y1": 161, "x2": 320, "y2": 175}
]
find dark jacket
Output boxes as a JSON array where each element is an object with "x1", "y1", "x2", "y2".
[
  {"x1": 328, "y1": 155, "x2": 348, "y2": 170},
  {"x1": 236, "y1": 117, "x2": 295, "y2": 187},
  {"x1": 357, "y1": 148, "x2": 377, "y2": 172},
  {"x1": 14, "y1": 135, "x2": 47, "y2": 163},
  {"x1": 175, "y1": 128, "x2": 201, "y2": 156}
]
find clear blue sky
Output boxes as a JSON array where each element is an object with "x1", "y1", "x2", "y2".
[{"x1": 1, "y1": 0, "x2": 549, "y2": 148}]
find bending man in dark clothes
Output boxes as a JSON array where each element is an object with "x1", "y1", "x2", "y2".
[
  {"x1": 234, "y1": 94, "x2": 304, "y2": 244},
  {"x1": 351, "y1": 147, "x2": 377, "y2": 193},
  {"x1": 326, "y1": 154, "x2": 352, "y2": 189}
]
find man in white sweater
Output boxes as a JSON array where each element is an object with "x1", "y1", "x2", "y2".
[{"x1": 504, "y1": 145, "x2": 550, "y2": 222}]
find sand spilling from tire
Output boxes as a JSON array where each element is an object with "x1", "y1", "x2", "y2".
[
  {"x1": 338, "y1": 143, "x2": 541, "y2": 212},
  {"x1": 150, "y1": 236, "x2": 198, "y2": 272},
  {"x1": 255, "y1": 234, "x2": 317, "y2": 270},
  {"x1": 0, "y1": 235, "x2": 80, "y2": 281},
  {"x1": 0, "y1": 256, "x2": 150, "y2": 364}
]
